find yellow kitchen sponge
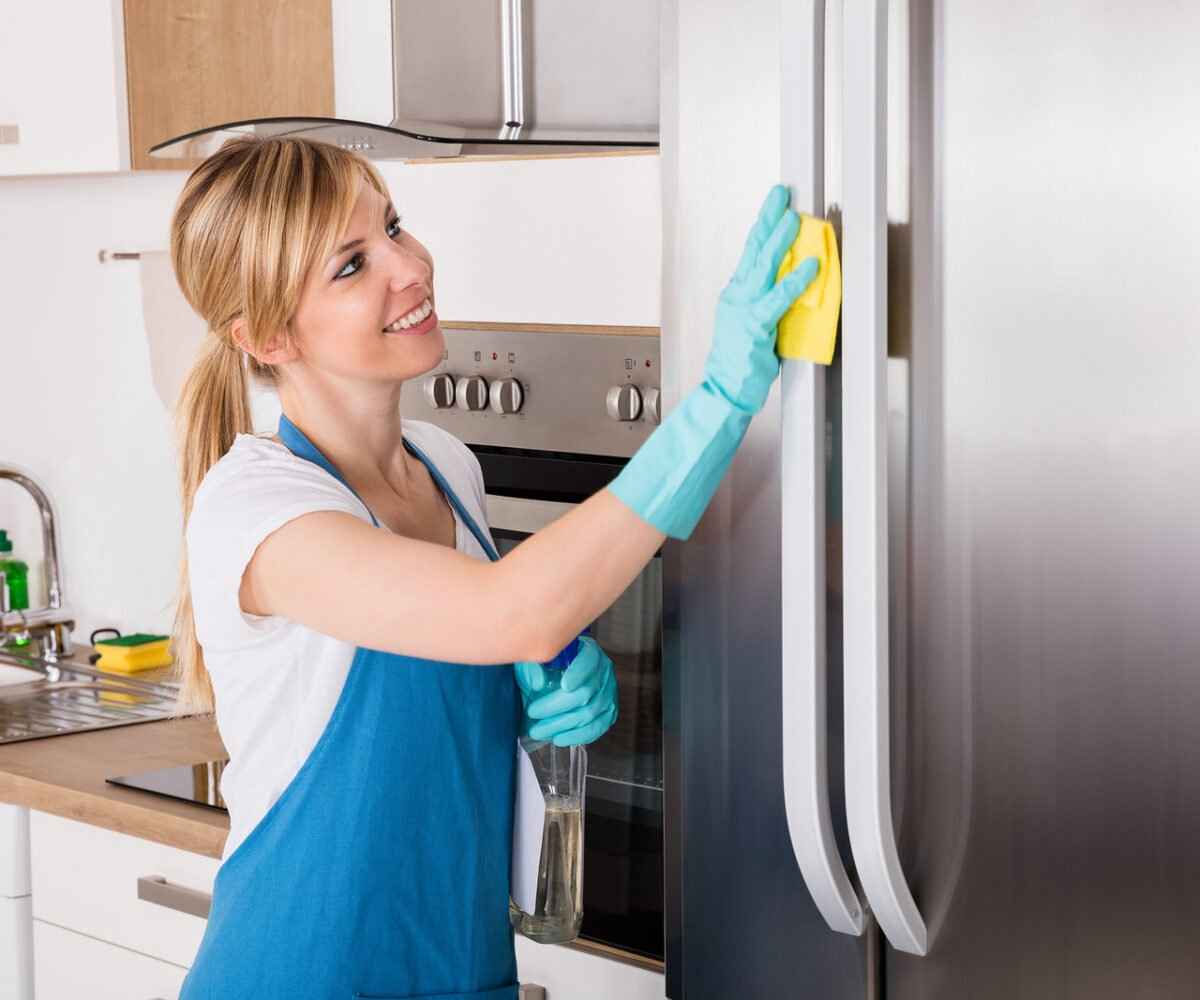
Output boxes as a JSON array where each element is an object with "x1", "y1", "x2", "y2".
[
  {"x1": 774, "y1": 214, "x2": 842, "y2": 364},
  {"x1": 94, "y1": 633, "x2": 173, "y2": 674}
]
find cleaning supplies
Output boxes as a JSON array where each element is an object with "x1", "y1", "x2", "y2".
[
  {"x1": 774, "y1": 213, "x2": 842, "y2": 364},
  {"x1": 0, "y1": 530, "x2": 31, "y2": 647},
  {"x1": 510, "y1": 657, "x2": 588, "y2": 945},
  {"x1": 608, "y1": 185, "x2": 820, "y2": 538},
  {"x1": 0, "y1": 530, "x2": 29, "y2": 612},
  {"x1": 93, "y1": 633, "x2": 173, "y2": 674}
]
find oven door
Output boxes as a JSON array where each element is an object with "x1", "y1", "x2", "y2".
[{"x1": 487, "y1": 493, "x2": 664, "y2": 965}]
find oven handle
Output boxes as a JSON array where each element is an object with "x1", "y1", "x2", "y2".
[{"x1": 486, "y1": 494, "x2": 576, "y2": 535}]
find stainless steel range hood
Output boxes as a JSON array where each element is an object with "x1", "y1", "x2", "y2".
[{"x1": 150, "y1": 0, "x2": 659, "y2": 161}]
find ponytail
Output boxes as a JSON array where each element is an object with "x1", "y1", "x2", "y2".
[{"x1": 172, "y1": 339, "x2": 252, "y2": 715}]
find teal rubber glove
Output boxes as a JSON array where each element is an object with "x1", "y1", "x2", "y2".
[
  {"x1": 513, "y1": 636, "x2": 618, "y2": 747},
  {"x1": 607, "y1": 184, "x2": 819, "y2": 539}
]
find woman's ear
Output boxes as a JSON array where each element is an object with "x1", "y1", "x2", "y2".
[{"x1": 230, "y1": 318, "x2": 297, "y2": 366}]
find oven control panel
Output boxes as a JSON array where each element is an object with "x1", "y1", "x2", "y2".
[{"x1": 400, "y1": 325, "x2": 661, "y2": 458}]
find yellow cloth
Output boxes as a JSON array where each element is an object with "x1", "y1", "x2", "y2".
[{"x1": 774, "y1": 214, "x2": 842, "y2": 364}]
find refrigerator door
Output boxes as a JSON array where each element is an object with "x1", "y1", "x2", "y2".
[
  {"x1": 890, "y1": 1, "x2": 1200, "y2": 996},
  {"x1": 662, "y1": 0, "x2": 868, "y2": 996}
]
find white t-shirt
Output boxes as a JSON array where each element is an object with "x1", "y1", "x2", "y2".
[{"x1": 186, "y1": 420, "x2": 494, "y2": 860}]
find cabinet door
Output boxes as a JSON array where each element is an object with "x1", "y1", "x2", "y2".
[
  {"x1": 123, "y1": 0, "x2": 334, "y2": 170},
  {"x1": 33, "y1": 920, "x2": 186, "y2": 1000},
  {"x1": 0, "y1": 0, "x2": 127, "y2": 176},
  {"x1": 0, "y1": 805, "x2": 30, "y2": 898},
  {"x1": 30, "y1": 812, "x2": 217, "y2": 969},
  {"x1": 0, "y1": 897, "x2": 33, "y2": 1000}
]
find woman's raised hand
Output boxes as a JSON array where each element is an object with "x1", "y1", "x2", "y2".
[{"x1": 703, "y1": 184, "x2": 819, "y2": 414}]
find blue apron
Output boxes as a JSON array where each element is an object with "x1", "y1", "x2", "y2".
[{"x1": 181, "y1": 415, "x2": 519, "y2": 1000}]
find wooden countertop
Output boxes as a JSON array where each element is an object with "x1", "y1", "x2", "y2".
[{"x1": 0, "y1": 713, "x2": 229, "y2": 859}]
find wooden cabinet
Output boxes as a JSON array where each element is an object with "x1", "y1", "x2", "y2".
[
  {"x1": 123, "y1": 0, "x2": 334, "y2": 170},
  {"x1": 0, "y1": 0, "x2": 333, "y2": 177}
]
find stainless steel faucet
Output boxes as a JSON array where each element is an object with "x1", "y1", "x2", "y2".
[{"x1": 0, "y1": 467, "x2": 73, "y2": 659}]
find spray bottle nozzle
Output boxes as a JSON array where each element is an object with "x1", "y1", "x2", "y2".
[{"x1": 540, "y1": 628, "x2": 591, "y2": 672}]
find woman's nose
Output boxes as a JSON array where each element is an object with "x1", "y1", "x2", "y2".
[{"x1": 385, "y1": 242, "x2": 430, "y2": 290}]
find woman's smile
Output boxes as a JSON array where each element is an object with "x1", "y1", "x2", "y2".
[{"x1": 383, "y1": 296, "x2": 438, "y2": 336}]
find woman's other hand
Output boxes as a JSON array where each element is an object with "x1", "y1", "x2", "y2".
[{"x1": 514, "y1": 636, "x2": 618, "y2": 747}]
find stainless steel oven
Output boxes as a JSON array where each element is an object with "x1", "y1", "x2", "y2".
[{"x1": 401, "y1": 323, "x2": 664, "y2": 965}]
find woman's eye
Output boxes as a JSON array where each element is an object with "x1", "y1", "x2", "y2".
[
  {"x1": 386, "y1": 216, "x2": 403, "y2": 240},
  {"x1": 335, "y1": 252, "x2": 364, "y2": 280}
]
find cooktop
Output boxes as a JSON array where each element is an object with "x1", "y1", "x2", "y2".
[{"x1": 107, "y1": 759, "x2": 229, "y2": 812}]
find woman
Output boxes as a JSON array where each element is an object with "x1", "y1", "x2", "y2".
[{"x1": 172, "y1": 136, "x2": 816, "y2": 999}]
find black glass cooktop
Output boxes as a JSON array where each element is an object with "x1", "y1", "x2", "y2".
[{"x1": 107, "y1": 759, "x2": 229, "y2": 812}]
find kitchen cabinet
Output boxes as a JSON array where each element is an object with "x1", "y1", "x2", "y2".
[
  {"x1": 0, "y1": 0, "x2": 333, "y2": 177},
  {"x1": 29, "y1": 811, "x2": 217, "y2": 1000},
  {"x1": 0, "y1": 804, "x2": 31, "y2": 1000},
  {"x1": 123, "y1": 0, "x2": 334, "y2": 171},
  {"x1": 33, "y1": 922, "x2": 186, "y2": 1000},
  {"x1": 0, "y1": 1, "x2": 129, "y2": 176}
]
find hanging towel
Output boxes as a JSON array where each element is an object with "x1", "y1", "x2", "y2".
[
  {"x1": 138, "y1": 251, "x2": 208, "y2": 412},
  {"x1": 774, "y1": 214, "x2": 842, "y2": 365}
]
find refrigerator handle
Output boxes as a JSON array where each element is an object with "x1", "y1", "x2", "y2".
[
  {"x1": 781, "y1": 363, "x2": 866, "y2": 937},
  {"x1": 841, "y1": 0, "x2": 929, "y2": 956},
  {"x1": 779, "y1": 0, "x2": 865, "y2": 939}
]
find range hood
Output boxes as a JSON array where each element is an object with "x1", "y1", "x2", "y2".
[{"x1": 150, "y1": 0, "x2": 659, "y2": 161}]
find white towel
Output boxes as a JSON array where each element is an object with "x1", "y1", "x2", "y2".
[{"x1": 137, "y1": 250, "x2": 207, "y2": 414}]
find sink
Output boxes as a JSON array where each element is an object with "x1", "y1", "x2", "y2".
[
  {"x1": 0, "y1": 665, "x2": 43, "y2": 687},
  {"x1": 0, "y1": 649, "x2": 179, "y2": 744}
]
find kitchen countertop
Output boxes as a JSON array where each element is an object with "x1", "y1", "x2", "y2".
[{"x1": 0, "y1": 712, "x2": 229, "y2": 858}]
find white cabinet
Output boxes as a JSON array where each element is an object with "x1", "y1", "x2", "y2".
[
  {"x1": 0, "y1": 897, "x2": 33, "y2": 1000},
  {"x1": 0, "y1": 1, "x2": 129, "y2": 176},
  {"x1": 29, "y1": 812, "x2": 217, "y2": 971},
  {"x1": 0, "y1": 804, "x2": 32, "y2": 1000},
  {"x1": 33, "y1": 921, "x2": 186, "y2": 1000},
  {"x1": 0, "y1": 804, "x2": 30, "y2": 897},
  {"x1": 28, "y1": 811, "x2": 217, "y2": 998}
]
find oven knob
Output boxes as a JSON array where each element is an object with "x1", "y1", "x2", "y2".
[
  {"x1": 423, "y1": 373, "x2": 456, "y2": 409},
  {"x1": 456, "y1": 375, "x2": 489, "y2": 411},
  {"x1": 606, "y1": 384, "x2": 643, "y2": 422},
  {"x1": 489, "y1": 377, "x2": 524, "y2": 415},
  {"x1": 642, "y1": 387, "x2": 661, "y2": 424}
]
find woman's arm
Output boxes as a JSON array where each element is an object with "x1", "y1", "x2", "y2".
[
  {"x1": 240, "y1": 488, "x2": 662, "y2": 666},
  {"x1": 243, "y1": 184, "x2": 814, "y2": 667}
]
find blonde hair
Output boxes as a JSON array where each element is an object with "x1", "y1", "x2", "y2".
[{"x1": 170, "y1": 136, "x2": 387, "y2": 714}]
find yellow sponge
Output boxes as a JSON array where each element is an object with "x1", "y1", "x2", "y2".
[
  {"x1": 94, "y1": 634, "x2": 173, "y2": 674},
  {"x1": 774, "y1": 213, "x2": 842, "y2": 364}
]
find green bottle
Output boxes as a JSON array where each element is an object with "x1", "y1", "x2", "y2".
[{"x1": 0, "y1": 530, "x2": 31, "y2": 647}]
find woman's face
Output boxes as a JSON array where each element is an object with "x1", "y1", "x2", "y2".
[{"x1": 285, "y1": 181, "x2": 443, "y2": 387}]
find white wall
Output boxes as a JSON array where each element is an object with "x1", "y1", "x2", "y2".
[{"x1": 0, "y1": 152, "x2": 659, "y2": 640}]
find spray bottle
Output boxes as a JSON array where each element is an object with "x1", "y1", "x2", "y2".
[{"x1": 510, "y1": 636, "x2": 587, "y2": 944}]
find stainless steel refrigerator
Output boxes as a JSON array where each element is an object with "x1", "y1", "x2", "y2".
[{"x1": 661, "y1": 1, "x2": 1200, "y2": 996}]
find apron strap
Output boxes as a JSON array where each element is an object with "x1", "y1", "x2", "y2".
[
  {"x1": 402, "y1": 437, "x2": 500, "y2": 562},
  {"x1": 277, "y1": 414, "x2": 498, "y2": 561}
]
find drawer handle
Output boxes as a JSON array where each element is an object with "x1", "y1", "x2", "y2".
[{"x1": 137, "y1": 874, "x2": 212, "y2": 919}]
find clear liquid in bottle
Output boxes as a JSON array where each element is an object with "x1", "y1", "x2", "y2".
[{"x1": 510, "y1": 792, "x2": 584, "y2": 943}]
